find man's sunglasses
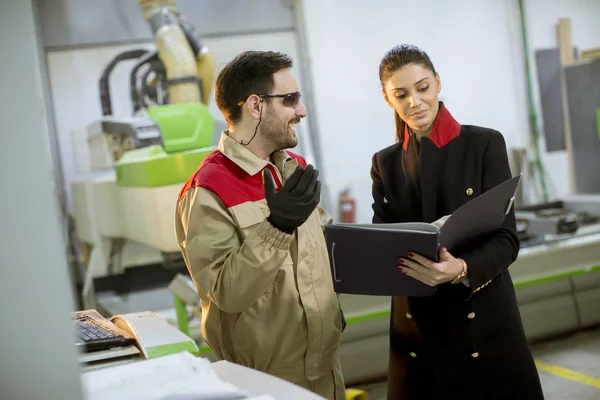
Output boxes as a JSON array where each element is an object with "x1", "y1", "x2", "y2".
[{"x1": 237, "y1": 91, "x2": 301, "y2": 108}]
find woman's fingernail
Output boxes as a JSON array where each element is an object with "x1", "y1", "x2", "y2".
[
  {"x1": 398, "y1": 258, "x2": 404, "y2": 263},
  {"x1": 408, "y1": 252, "x2": 414, "y2": 257},
  {"x1": 397, "y1": 266, "x2": 403, "y2": 271}
]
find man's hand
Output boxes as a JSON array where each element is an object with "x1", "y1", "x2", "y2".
[
  {"x1": 263, "y1": 164, "x2": 321, "y2": 234},
  {"x1": 397, "y1": 247, "x2": 463, "y2": 286}
]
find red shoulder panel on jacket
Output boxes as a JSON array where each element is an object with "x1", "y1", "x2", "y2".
[
  {"x1": 177, "y1": 151, "x2": 265, "y2": 208},
  {"x1": 402, "y1": 104, "x2": 461, "y2": 150},
  {"x1": 178, "y1": 150, "x2": 311, "y2": 208}
]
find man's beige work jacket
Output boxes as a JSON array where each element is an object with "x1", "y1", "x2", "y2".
[{"x1": 175, "y1": 132, "x2": 343, "y2": 383}]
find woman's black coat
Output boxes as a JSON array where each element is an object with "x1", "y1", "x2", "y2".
[{"x1": 370, "y1": 106, "x2": 544, "y2": 400}]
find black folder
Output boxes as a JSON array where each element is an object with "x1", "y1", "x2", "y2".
[{"x1": 324, "y1": 175, "x2": 521, "y2": 297}]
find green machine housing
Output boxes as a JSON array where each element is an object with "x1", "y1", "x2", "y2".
[{"x1": 115, "y1": 103, "x2": 216, "y2": 187}]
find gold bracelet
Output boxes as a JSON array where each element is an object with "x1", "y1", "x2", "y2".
[{"x1": 451, "y1": 258, "x2": 468, "y2": 284}]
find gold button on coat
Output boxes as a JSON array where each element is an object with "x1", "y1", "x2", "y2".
[
  {"x1": 405, "y1": 313, "x2": 413, "y2": 319},
  {"x1": 410, "y1": 352, "x2": 417, "y2": 358},
  {"x1": 468, "y1": 312, "x2": 476, "y2": 319},
  {"x1": 471, "y1": 352, "x2": 479, "y2": 359},
  {"x1": 466, "y1": 188, "x2": 474, "y2": 196}
]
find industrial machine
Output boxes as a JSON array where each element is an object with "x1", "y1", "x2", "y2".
[{"x1": 71, "y1": 0, "x2": 218, "y2": 310}]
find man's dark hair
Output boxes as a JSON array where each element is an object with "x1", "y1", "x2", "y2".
[{"x1": 215, "y1": 51, "x2": 293, "y2": 126}]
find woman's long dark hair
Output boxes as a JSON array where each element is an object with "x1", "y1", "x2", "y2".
[
  {"x1": 393, "y1": 111, "x2": 405, "y2": 144},
  {"x1": 379, "y1": 44, "x2": 437, "y2": 144}
]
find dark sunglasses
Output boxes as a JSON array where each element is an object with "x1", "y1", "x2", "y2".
[{"x1": 237, "y1": 91, "x2": 301, "y2": 108}]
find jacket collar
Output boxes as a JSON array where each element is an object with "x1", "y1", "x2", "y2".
[
  {"x1": 402, "y1": 102, "x2": 461, "y2": 150},
  {"x1": 217, "y1": 131, "x2": 291, "y2": 176}
]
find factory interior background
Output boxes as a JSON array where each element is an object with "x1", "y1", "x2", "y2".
[{"x1": 1, "y1": 0, "x2": 599, "y2": 399}]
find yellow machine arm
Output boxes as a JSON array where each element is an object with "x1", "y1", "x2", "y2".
[{"x1": 137, "y1": 0, "x2": 215, "y2": 106}]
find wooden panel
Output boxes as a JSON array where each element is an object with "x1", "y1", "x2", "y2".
[{"x1": 557, "y1": 17, "x2": 576, "y2": 193}]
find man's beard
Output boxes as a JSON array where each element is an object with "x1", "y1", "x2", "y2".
[{"x1": 259, "y1": 108, "x2": 299, "y2": 151}]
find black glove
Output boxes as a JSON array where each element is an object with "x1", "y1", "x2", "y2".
[{"x1": 263, "y1": 164, "x2": 321, "y2": 234}]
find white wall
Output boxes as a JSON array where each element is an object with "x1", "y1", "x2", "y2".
[
  {"x1": 301, "y1": 0, "x2": 600, "y2": 223},
  {"x1": 0, "y1": 0, "x2": 83, "y2": 398}
]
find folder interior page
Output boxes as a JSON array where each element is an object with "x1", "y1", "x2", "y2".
[{"x1": 336, "y1": 222, "x2": 439, "y2": 233}]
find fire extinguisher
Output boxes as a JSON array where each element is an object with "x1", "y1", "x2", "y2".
[{"x1": 339, "y1": 188, "x2": 356, "y2": 223}]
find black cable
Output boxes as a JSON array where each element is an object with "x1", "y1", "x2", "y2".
[
  {"x1": 130, "y1": 51, "x2": 159, "y2": 113},
  {"x1": 99, "y1": 49, "x2": 149, "y2": 116},
  {"x1": 240, "y1": 104, "x2": 263, "y2": 146}
]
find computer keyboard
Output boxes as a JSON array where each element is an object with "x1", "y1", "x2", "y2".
[{"x1": 74, "y1": 311, "x2": 134, "y2": 352}]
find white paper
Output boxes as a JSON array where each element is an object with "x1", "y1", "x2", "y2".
[
  {"x1": 81, "y1": 352, "x2": 248, "y2": 400},
  {"x1": 243, "y1": 397, "x2": 276, "y2": 400}
]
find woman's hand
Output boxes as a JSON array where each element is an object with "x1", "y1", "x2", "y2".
[{"x1": 398, "y1": 247, "x2": 463, "y2": 286}]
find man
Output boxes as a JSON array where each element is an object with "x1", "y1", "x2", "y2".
[{"x1": 175, "y1": 51, "x2": 345, "y2": 399}]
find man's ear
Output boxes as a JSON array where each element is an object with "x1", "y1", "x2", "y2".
[{"x1": 245, "y1": 94, "x2": 263, "y2": 120}]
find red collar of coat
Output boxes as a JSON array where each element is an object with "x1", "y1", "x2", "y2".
[{"x1": 402, "y1": 103, "x2": 461, "y2": 150}]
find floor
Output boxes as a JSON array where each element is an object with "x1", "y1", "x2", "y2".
[{"x1": 351, "y1": 326, "x2": 600, "y2": 400}]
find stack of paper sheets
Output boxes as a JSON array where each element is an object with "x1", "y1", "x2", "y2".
[{"x1": 81, "y1": 351, "x2": 272, "y2": 400}]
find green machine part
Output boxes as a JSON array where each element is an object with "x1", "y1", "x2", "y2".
[{"x1": 116, "y1": 103, "x2": 216, "y2": 187}]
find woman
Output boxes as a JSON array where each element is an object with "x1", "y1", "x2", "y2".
[{"x1": 371, "y1": 44, "x2": 544, "y2": 400}]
